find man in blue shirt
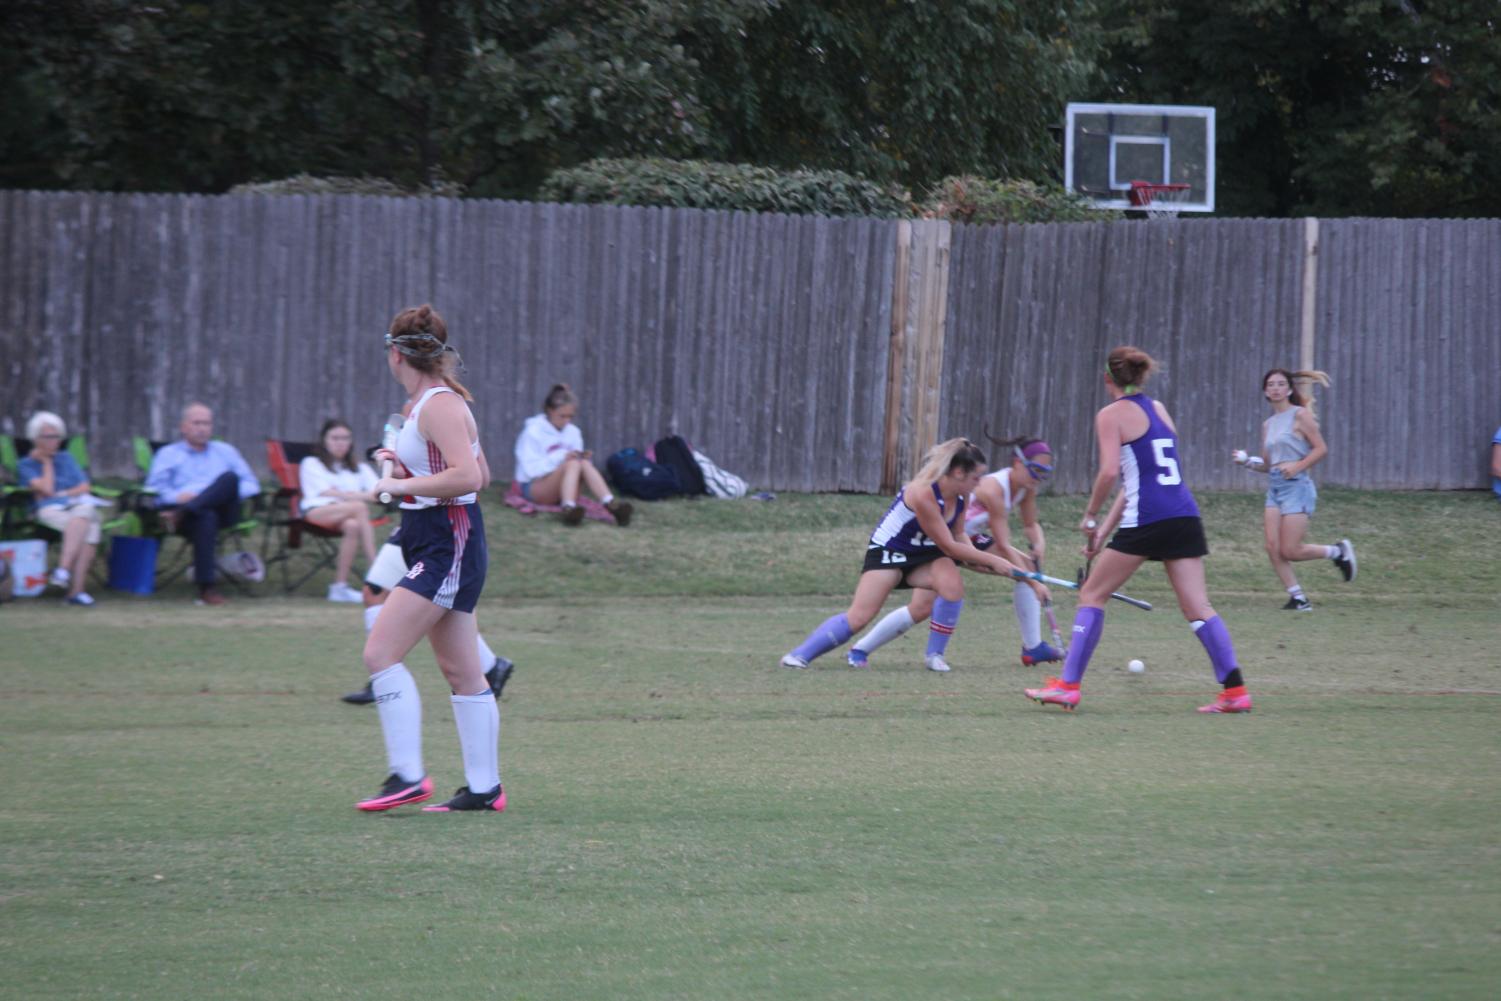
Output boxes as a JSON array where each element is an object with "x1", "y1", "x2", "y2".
[{"x1": 145, "y1": 402, "x2": 261, "y2": 604}]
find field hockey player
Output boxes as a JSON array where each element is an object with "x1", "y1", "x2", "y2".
[
  {"x1": 357, "y1": 304, "x2": 504, "y2": 814},
  {"x1": 848, "y1": 435, "x2": 1062, "y2": 668},
  {"x1": 781, "y1": 438, "x2": 1045, "y2": 674},
  {"x1": 1025, "y1": 346, "x2": 1252, "y2": 714}
]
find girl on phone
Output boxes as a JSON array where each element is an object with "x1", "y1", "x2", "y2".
[{"x1": 513, "y1": 383, "x2": 632, "y2": 526}]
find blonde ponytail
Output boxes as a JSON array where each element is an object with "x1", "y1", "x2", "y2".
[
  {"x1": 910, "y1": 437, "x2": 987, "y2": 490},
  {"x1": 1292, "y1": 369, "x2": 1330, "y2": 418}
]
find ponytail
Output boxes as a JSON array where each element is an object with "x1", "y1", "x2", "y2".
[
  {"x1": 1291, "y1": 369, "x2": 1331, "y2": 417},
  {"x1": 910, "y1": 437, "x2": 988, "y2": 490},
  {"x1": 985, "y1": 429, "x2": 1050, "y2": 462}
]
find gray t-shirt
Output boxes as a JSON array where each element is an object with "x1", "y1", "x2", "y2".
[{"x1": 1264, "y1": 406, "x2": 1312, "y2": 471}]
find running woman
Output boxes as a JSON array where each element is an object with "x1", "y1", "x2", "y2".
[
  {"x1": 356, "y1": 304, "x2": 504, "y2": 813},
  {"x1": 1231, "y1": 368, "x2": 1355, "y2": 611},
  {"x1": 781, "y1": 438, "x2": 1044, "y2": 674},
  {"x1": 848, "y1": 436, "x2": 1063, "y2": 668},
  {"x1": 1025, "y1": 346, "x2": 1251, "y2": 714}
]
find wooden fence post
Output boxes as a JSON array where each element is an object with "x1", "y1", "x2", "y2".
[
  {"x1": 1299, "y1": 216, "x2": 1320, "y2": 373},
  {"x1": 881, "y1": 219, "x2": 953, "y2": 491}
]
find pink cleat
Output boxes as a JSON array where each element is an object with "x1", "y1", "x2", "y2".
[
  {"x1": 1024, "y1": 678, "x2": 1080, "y2": 711},
  {"x1": 1197, "y1": 693, "x2": 1253, "y2": 714},
  {"x1": 422, "y1": 784, "x2": 506, "y2": 813},
  {"x1": 357, "y1": 774, "x2": 434, "y2": 812}
]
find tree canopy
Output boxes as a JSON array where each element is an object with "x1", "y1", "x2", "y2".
[
  {"x1": 1094, "y1": 0, "x2": 1501, "y2": 216},
  {"x1": 4, "y1": 0, "x2": 1497, "y2": 217}
]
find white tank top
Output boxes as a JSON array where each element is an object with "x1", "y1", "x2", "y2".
[
  {"x1": 396, "y1": 386, "x2": 480, "y2": 509},
  {"x1": 963, "y1": 467, "x2": 1028, "y2": 535}
]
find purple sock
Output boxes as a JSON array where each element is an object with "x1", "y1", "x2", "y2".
[
  {"x1": 926, "y1": 598, "x2": 963, "y2": 657},
  {"x1": 1060, "y1": 606, "x2": 1104, "y2": 685},
  {"x1": 1192, "y1": 616, "x2": 1240, "y2": 684},
  {"x1": 791, "y1": 613, "x2": 853, "y2": 663}
]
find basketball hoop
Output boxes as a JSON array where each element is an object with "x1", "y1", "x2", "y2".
[{"x1": 1128, "y1": 181, "x2": 1192, "y2": 219}]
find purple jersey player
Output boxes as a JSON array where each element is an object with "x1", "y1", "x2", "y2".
[
  {"x1": 1025, "y1": 346, "x2": 1252, "y2": 714},
  {"x1": 781, "y1": 438, "x2": 1042, "y2": 674}
]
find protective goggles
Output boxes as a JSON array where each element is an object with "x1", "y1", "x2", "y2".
[{"x1": 1014, "y1": 447, "x2": 1053, "y2": 480}]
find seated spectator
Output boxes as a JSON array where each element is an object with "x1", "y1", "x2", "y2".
[
  {"x1": 299, "y1": 419, "x2": 380, "y2": 603},
  {"x1": 513, "y1": 384, "x2": 632, "y2": 527},
  {"x1": 1492, "y1": 424, "x2": 1501, "y2": 500},
  {"x1": 18, "y1": 411, "x2": 100, "y2": 606},
  {"x1": 144, "y1": 402, "x2": 261, "y2": 606}
]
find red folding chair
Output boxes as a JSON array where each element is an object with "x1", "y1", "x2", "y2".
[{"x1": 261, "y1": 440, "x2": 390, "y2": 594}]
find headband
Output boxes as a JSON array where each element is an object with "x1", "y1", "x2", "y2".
[
  {"x1": 1017, "y1": 440, "x2": 1052, "y2": 461},
  {"x1": 385, "y1": 331, "x2": 449, "y2": 359}
]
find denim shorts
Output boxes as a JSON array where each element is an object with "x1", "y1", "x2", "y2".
[{"x1": 1266, "y1": 473, "x2": 1317, "y2": 515}]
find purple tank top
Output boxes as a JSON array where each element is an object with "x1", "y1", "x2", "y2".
[
  {"x1": 869, "y1": 482, "x2": 965, "y2": 553},
  {"x1": 1118, "y1": 395, "x2": 1199, "y2": 528}
]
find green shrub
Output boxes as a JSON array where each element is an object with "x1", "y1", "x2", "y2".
[
  {"x1": 228, "y1": 174, "x2": 465, "y2": 198},
  {"x1": 539, "y1": 158, "x2": 909, "y2": 218},
  {"x1": 921, "y1": 175, "x2": 1116, "y2": 225}
]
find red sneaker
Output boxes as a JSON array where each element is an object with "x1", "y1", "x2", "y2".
[
  {"x1": 1197, "y1": 693, "x2": 1253, "y2": 714},
  {"x1": 1024, "y1": 678, "x2": 1080, "y2": 711}
]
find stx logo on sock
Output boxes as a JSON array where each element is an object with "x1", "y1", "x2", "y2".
[
  {"x1": 374, "y1": 691, "x2": 402, "y2": 704},
  {"x1": 1072, "y1": 624, "x2": 1088, "y2": 633},
  {"x1": 404, "y1": 561, "x2": 425, "y2": 580}
]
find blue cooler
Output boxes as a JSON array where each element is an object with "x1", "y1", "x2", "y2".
[{"x1": 108, "y1": 536, "x2": 159, "y2": 594}]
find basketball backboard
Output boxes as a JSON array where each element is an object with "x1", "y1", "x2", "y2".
[{"x1": 1064, "y1": 103, "x2": 1215, "y2": 213}]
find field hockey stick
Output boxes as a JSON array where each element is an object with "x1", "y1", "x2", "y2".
[
  {"x1": 1077, "y1": 515, "x2": 1099, "y2": 586},
  {"x1": 1011, "y1": 570, "x2": 1153, "y2": 612},
  {"x1": 1031, "y1": 555, "x2": 1067, "y2": 652},
  {"x1": 377, "y1": 412, "x2": 404, "y2": 503}
]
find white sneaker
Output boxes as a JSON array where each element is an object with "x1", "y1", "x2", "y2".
[
  {"x1": 327, "y1": 582, "x2": 363, "y2": 603},
  {"x1": 67, "y1": 591, "x2": 96, "y2": 606},
  {"x1": 780, "y1": 653, "x2": 810, "y2": 669},
  {"x1": 924, "y1": 654, "x2": 951, "y2": 673},
  {"x1": 49, "y1": 567, "x2": 71, "y2": 588}
]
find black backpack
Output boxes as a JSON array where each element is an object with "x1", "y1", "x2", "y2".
[
  {"x1": 605, "y1": 447, "x2": 682, "y2": 500},
  {"x1": 652, "y1": 435, "x2": 707, "y2": 496}
]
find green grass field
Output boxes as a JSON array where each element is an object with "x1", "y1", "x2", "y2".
[{"x1": 3, "y1": 489, "x2": 1499, "y2": 1000}]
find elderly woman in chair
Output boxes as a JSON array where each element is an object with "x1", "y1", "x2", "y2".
[{"x1": 17, "y1": 411, "x2": 101, "y2": 605}]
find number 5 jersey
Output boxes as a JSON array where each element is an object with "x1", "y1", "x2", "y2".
[{"x1": 1118, "y1": 394, "x2": 1200, "y2": 528}]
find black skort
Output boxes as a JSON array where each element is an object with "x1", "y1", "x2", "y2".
[
  {"x1": 861, "y1": 544, "x2": 948, "y2": 588},
  {"x1": 1107, "y1": 515, "x2": 1209, "y2": 561}
]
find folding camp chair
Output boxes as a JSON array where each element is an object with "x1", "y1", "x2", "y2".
[
  {"x1": 126, "y1": 435, "x2": 264, "y2": 592},
  {"x1": 261, "y1": 439, "x2": 391, "y2": 594}
]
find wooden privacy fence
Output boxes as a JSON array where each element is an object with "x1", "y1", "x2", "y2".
[{"x1": 3, "y1": 190, "x2": 1497, "y2": 494}]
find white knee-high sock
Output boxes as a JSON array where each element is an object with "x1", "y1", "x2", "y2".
[
  {"x1": 371, "y1": 663, "x2": 423, "y2": 782},
  {"x1": 1013, "y1": 582, "x2": 1043, "y2": 648},
  {"x1": 451, "y1": 691, "x2": 501, "y2": 793},
  {"x1": 852, "y1": 606, "x2": 916, "y2": 654},
  {"x1": 363, "y1": 604, "x2": 382, "y2": 633},
  {"x1": 475, "y1": 633, "x2": 497, "y2": 670}
]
